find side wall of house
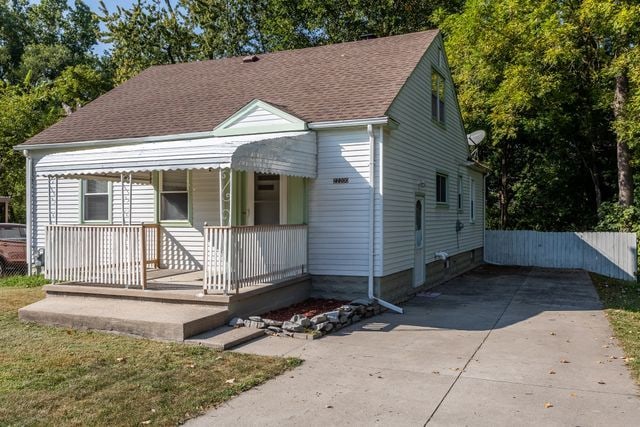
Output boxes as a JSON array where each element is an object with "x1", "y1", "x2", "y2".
[
  {"x1": 383, "y1": 34, "x2": 485, "y2": 279},
  {"x1": 307, "y1": 127, "x2": 382, "y2": 278}
]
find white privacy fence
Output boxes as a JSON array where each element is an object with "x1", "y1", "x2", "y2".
[
  {"x1": 45, "y1": 224, "x2": 160, "y2": 288},
  {"x1": 485, "y1": 230, "x2": 637, "y2": 281},
  {"x1": 203, "y1": 225, "x2": 308, "y2": 293}
]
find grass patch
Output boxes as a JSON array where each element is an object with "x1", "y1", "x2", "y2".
[
  {"x1": 0, "y1": 286, "x2": 301, "y2": 426},
  {"x1": 0, "y1": 274, "x2": 49, "y2": 288},
  {"x1": 591, "y1": 273, "x2": 640, "y2": 384}
]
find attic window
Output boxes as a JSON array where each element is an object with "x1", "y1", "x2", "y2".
[
  {"x1": 431, "y1": 69, "x2": 445, "y2": 124},
  {"x1": 242, "y1": 55, "x2": 259, "y2": 63}
]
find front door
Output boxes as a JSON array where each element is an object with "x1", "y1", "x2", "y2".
[
  {"x1": 254, "y1": 173, "x2": 280, "y2": 225},
  {"x1": 413, "y1": 195, "x2": 425, "y2": 287}
]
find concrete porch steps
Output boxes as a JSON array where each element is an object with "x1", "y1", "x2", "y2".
[
  {"x1": 186, "y1": 326, "x2": 266, "y2": 350},
  {"x1": 18, "y1": 295, "x2": 229, "y2": 341}
]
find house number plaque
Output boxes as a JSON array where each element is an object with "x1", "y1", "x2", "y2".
[{"x1": 333, "y1": 177, "x2": 349, "y2": 184}]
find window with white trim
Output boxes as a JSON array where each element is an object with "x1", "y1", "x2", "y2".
[
  {"x1": 431, "y1": 69, "x2": 445, "y2": 124},
  {"x1": 83, "y1": 180, "x2": 110, "y2": 222},
  {"x1": 436, "y1": 173, "x2": 448, "y2": 204},
  {"x1": 470, "y1": 177, "x2": 476, "y2": 222},
  {"x1": 160, "y1": 171, "x2": 189, "y2": 221}
]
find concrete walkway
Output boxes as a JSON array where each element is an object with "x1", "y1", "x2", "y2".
[{"x1": 186, "y1": 266, "x2": 640, "y2": 426}]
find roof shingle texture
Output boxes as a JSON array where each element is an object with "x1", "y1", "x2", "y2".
[{"x1": 26, "y1": 30, "x2": 438, "y2": 145}]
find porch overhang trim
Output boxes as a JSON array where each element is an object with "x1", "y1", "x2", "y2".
[{"x1": 35, "y1": 131, "x2": 317, "y2": 179}]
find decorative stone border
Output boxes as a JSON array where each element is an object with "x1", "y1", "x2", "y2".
[{"x1": 227, "y1": 298, "x2": 383, "y2": 339}]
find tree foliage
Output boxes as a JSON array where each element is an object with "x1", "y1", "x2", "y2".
[{"x1": 0, "y1": 0, "x2": 638, "y2": 233}]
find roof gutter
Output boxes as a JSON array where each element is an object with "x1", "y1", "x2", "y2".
[
  {"x1": 17, "y1": 116, "x2": 396, "y2": 150},
  {"x1": 14, "y1": 130, "x2": 217, "y2": 151},
  {"x1": 309, "y1": 117, "x2": 390, "y2": 129}
]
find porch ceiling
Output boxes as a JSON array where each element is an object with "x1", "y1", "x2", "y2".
[{"x1": 35, "y1": 131, "x2": 317, "y2": 179}]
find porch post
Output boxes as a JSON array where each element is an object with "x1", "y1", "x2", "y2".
[
  {"x1": 229, "y1": 169, "x2": 233, "y2": 227},
  {"x1": 128, "y1": 173, "x2": 133, "y2": 225},
  {"x1": 120, "y1": 173, "x2": 125, "y2": 224},
  {"x1": 54, "y1": 177, "x2": 58, "y2": 224},
  {"x1": 219, "y1": 168, "x2": 223, "y2": 226},
  {"x1": 47, "y1": 176, "x2": 52, "y2": 225}
]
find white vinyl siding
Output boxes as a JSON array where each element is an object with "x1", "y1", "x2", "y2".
[
  {"x1": 307, "y1": 128, "x2": 381, "y2": 276},
  {"x1": 470, "y1": 177, "x2": 476, "y2": 222},
  {"x1": 226, "y1": 106, "x2": 290, "y2": 129},
  {"x1": 383, "y1": 34, "x2": 484, "y2": 276},
  {"x1": 30, "y1": 165, "x2": 221, "y2": 270}
]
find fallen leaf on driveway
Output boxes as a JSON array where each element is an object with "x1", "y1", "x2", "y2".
[
  {"x1": 560, "y1": 359, "x2": 570, "y2": 363},
  {"x1": 550, "y1": 332, "x2": 556, "y2": 336},
  {"x1": 598, "y1": 381, "x2": 606, "y2": 385},
  {"x1": 549, "y1": 370, "x2": 556, "y2": 375},
  {"x1": 544, "y1": 402, "x2": 554, "y2": 408}
]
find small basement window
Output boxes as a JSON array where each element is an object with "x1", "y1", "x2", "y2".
[
  {"x1": 431, "y1": 69, "x2": 445, "y2": 124},
  {"x1": 436, "y1": 173, "x2": 448, "y2": 204},
  {"x1": 83, "y1": 180, "x2": 110, "y2": 222},
  {"x1": 160, "y1": 171, "x2": 189, "y2": 221}
]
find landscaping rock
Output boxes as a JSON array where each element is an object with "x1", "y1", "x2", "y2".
[
  {"x1": 314, "y1": 322, "x2": 328, "y2": 332},
  {"x1": 325, "y1": 311, "x2": 340, "y2": 323},
  {"x1": 310, "y1": 314, "x2": 327, "y2": 324},
  {"x1": 267, "y1": 326, "x2": 282, "y2": 333},
  {"x1": 352, "y1": 314, "x2": 361, "y2": 323},
  {"x1": 323, "y1": 322, "x2": 334, "y2": 332},
  {"x1": 290, "y1": 315, "x2": 311, "y2": 328},
  {"x1": 249, "y1": 316, "x2": 262, "y2": 322},
  {"x1": 228, "y1": 317, "x2": 244, "y2": 328},
  {"x1": 263, "y1": 318, "x2": 283, "y2": 327},
  {"x1": 243, "y1": 319, "x2": 252, "y2": 327},
  {"x1": 282, "y1": 321, "x2": 305, "y2": 332}
]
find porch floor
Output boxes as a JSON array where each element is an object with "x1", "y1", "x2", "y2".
[{"x1": 147, "y1": 269, "x2": 204, "y2": 288}]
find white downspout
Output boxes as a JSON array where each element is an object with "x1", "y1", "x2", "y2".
[
  {"x1": 367, "y1": 125, "x2": 403, "y2": 314},
  {"x1": 23, "y1": 150, "x2": 33, "y2": 275}
]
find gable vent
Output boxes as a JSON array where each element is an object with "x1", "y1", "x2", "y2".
[{"x1": 242, "y1": 55, "x2": 259, "y2": 63}]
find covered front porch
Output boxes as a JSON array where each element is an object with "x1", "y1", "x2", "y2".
[{"x1": 36, "y1": 131, "x2": 315, "y2": 295}]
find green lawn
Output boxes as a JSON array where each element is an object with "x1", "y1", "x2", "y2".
[
  {"x1": 0, "y1": 283, "x2": 301, "y2": 426},
  {"x1": 591, "y1": 273, "x2": 640, "y2": 384}
]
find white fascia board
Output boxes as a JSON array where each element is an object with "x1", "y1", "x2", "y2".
[
  {"x1": 308, "y1": 116, "x2": 390, "y2": 129},
  {"x1": 15, "y1": 130, "x2": 216, "y2": 151}
]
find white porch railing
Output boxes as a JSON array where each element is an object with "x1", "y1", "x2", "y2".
[
  {"x1": 203, "y1": 225, "x2": 308, "y2": 293},
  {"x1": 45, "y1": 224, "x2": 160, "y2": 288}
]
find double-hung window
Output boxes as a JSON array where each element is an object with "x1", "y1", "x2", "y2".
[
  {"x1": 436, "y1": 173, "x2": 448, "y2": 204},
  {"x1": 431, "y1": 69, "x2": 445, "y2": 124},
  {"x1": 83, "y1": 180, "x2": 110, "y2": 222},
  {"x1": 160, "y1": 171, "x2": 189, "y2": 221}
]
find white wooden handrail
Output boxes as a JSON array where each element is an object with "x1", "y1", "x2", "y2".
[
  {"x1": 45, "y1": 224, "x2": 156, "y2": 288},
  {"x1": 203, "y1": 224, "x2": 308, "y2": 293}
]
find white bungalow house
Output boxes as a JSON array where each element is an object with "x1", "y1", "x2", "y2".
[{"x1": 16, "y1": 30, "x2": 486, "y2": 315}]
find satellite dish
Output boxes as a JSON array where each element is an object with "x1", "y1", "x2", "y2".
[{"x1": 467, "y1": 130, "x2": 486, "y2": 146}]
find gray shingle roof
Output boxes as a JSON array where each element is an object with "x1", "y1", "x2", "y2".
[{"x1": 24, "y1": 30, "x2": 438, "y2": 146}]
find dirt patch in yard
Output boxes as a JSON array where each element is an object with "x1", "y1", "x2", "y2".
[{"x1": 261, "y1": 298, "x2": 349, "y2": 321}]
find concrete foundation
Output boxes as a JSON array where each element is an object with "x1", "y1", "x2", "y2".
[{"x1": 311, "y1": 247, "x2": 484, "y2": 304}]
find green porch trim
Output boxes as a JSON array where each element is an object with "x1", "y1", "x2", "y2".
[{"x1": 287, "y1": 176, "x2": 307, "y2": 225}]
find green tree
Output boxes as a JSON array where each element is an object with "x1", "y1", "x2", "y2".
[{"x1": 99, "y1": 0, "x2": 196, "y2": 83}]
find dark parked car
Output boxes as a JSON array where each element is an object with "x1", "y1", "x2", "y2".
[{"x1": 0, "y1": 223, "x2": 27, "y2": 275}]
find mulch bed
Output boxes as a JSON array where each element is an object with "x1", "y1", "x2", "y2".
[{"x1": 261, "y1": 298, "x2": 349, "y2": 322}]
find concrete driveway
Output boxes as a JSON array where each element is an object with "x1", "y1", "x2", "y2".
[{"x1": 186, "y1": 266, "x2": 640, "y2": 426}]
